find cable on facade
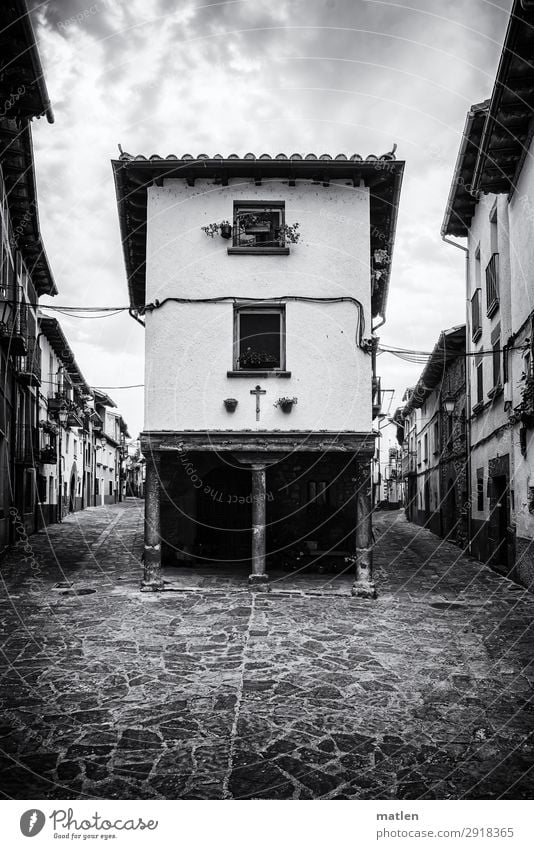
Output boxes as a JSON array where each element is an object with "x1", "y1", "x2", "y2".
[{"x1": 143, "y1": 294, "x2": 367, "y2": 347}]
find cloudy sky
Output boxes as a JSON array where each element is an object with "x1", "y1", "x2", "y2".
[{"x1": 28, "y1": 0, "x2": 512, "y2": 443}]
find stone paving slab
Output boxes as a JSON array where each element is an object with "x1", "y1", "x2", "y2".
[{"x1": 0, "y1": 501, "x2": 534, "y2": 799}]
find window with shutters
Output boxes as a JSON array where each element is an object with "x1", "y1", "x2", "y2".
[{"x1": 476, "y1": 354, "x2": 484, "y2": 407}]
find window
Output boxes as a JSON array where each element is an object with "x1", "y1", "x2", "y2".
[
  {"x1": 476, "y1": 354, "x2": 483, "y2": 405},
  {"x1": 109, "y1": 481, "x2": 113, "y2": 496},
  {"x1": 234, "y1": 305, "x2": 285, "y2": 370},
  {"x1": 308, "y1": 481, "x2": 328, "y2": 505},
  {"x1": 231, "y1": 201, "x2": 287, "y2": 252},
  {"x1": 492, "y1": 338, "x2": 501, "y2": 387},
  {"x1": 433, "y1": 421, "x2": 439, "y2": 454},
  {"x1": 423, "y1": 433, "x2": 428, "y2": 462},
  {"x1": 490, "y1": 324, "x2": 501, "y2": 390},
  {"x1": 486, "y1": 208, "x2": 499, "y2": 317},
  {"x1": 476, "y1": 469, "x2": 484, "y2": 512},
  {"x1": 417, "y1": 440, "x2": 421, "y2": 465},
  {"x1": 471, "y1": 288, "x2": 482, "y2": 342}
]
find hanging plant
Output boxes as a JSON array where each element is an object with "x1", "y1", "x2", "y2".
[
  {"x1": 201, "y1": 220, "x2": 232, "y2": 239},
  {"x1": 277, "y1": 222, "x2": 300, "y2": 244},
  {"x1": 274, "y1": 396, "x2": 298, "y2": 413}
]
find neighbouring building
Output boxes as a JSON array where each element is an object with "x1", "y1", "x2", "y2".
[
  {"x1": 0, "y1": 0, "x2": 56, "y2": 548},
  {"x1": 93, "y1": 390, "x2": 130, "y2": 506},
  {"x1": 38, "y1": 317, "x2": 96, "y2": 524},
  {"x1": 113, "y1": 150, "x2": 404, "y2": 594},
  {"x1": 442, "y1": 0, "x2": 534, "y2": 586},
  {"x1": 383, "y1": 446, "x2": 403, "y2": 509},
  {"x1": 125, "y1": 440, "x2": 145, "y2": 498},
  {"x1": 397, "y1": 326, "x2": 468, "y2": 547}
]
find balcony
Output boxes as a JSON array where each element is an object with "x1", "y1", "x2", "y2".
[
  {"x1": 15, "y1": 424, "x2": 39, "y2": 465},
  {"x1": 372, "y1": 376, "x2": 382, "y2": 419},
  {"x1": 40, "y1": 446, "x2": 57, "y2": 465},
  {"x1": 471, "y1": 288, "x2": 482, "y2": 342},
  {"x1": 16, "y1": 337, "x2": 41, "y2": 387},
  {"x1": 0, "y1": 300, "x2": 28, "y2": 356},
  {"x1": 485, "y1": 253, "x2": 499, "y2": 317}
]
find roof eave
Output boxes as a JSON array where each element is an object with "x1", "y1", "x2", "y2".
[{"x1": 111, "y1": 156, "x2": 405, "y2": 315}]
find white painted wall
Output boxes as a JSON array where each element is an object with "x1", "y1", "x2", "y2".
[
  {"x1": 144, "y1": 178, "x2": 372, "y2": 432},
  {"x1": 466, "y1": 192, "x2": 513, "y2": 523},
  {"x1": 508, "y1": 136, "x2": 534, "y2": 541}
]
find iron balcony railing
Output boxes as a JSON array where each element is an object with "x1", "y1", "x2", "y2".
[
  {"x1": 471, "y1": 288, "x2": 482, "y2": 341},
  {"x1": 16, "y1": 336, "x2": 41, "y2": 386},
  {"x1": 486, "y1": 253, "x2": 499, "y2": 317},
  {"x1": 0, "y1": 298, "x2": 29, "y2": 356}
]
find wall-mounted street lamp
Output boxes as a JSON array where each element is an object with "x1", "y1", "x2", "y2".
[
  {"x1": 442, "y1": 395, "x2": 456, "y2": 415},
  {"x1": 100, "y1": 437, "x2": 107, "y2": 450},
  {"x1": 58, "y1": 406, "x2": 68, "y2": 426}
]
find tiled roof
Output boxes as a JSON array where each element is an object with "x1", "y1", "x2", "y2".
[
  {"x1": 112, "y1": 149, "x2": 404, "y2": 317},
  {"x1": 118, "y1": 150, "x2": 398, "y2": 163}
]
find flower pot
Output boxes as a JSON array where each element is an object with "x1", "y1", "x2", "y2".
[
  {"x1": 224, "y1": 398, "x2": 238, "y2": 412},
  {"x1": 220, "y1": 223, "x2": 232, "y2": 239},
  {"x1": 280, "y1": 402, "x2": 294, "y2": 413}
]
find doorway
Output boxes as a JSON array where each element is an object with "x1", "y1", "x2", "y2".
[
  {"x1": 491, "y1": 474, "x2": 509, "y2": 568},
  {"x1": 195, "y1": 465, "x2": 253, "y2": 562}
]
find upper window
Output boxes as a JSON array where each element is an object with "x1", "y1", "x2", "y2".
[
  {"x1": 234, "y1": 305, "x2": 285, "y2": 370},
  {"x1": 232, "y1": 201, "x2": 286, "y2": 251},
  {"x1": 471, "y1": 288, "x2": 482, "y2": 342}
]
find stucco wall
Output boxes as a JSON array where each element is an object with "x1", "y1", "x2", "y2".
[
  {"x1": 509, "y1": 136, "x2": 534, "y2": 335},
  {"x1": 508, "y1": 136, "x2": 534, "y2": 546},
  {"x1": 144, "y1": 178, "x2": 372, "y2": 432}
]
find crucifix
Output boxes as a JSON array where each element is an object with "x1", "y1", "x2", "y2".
[{"x1": 250, "y1": 385, "x2": 266, "y2": 421}]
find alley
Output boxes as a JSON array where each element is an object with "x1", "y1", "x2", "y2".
[{"x1": 1, "y1": 500, "x2": 534, "y2": 800}]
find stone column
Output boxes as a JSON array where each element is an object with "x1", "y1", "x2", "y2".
[
  {"x1": 352, "y1": 462, "x2": 377, "y2": 598},
  {"x1": 249, "y1": 463, "x2": 269, "y2": 591},
  {"x1": 141, "y1": 452, "x2": 164, "y2": 592}
]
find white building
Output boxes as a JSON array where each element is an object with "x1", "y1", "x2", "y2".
[
  {"x1": 113, "y1": 151, "x2": 404, "y2": 594},
  {"x1": 442, "y1": 0, "x2": 534, "y2": 586}
]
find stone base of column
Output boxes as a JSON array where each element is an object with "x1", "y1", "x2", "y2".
[
  {"x1": 248, "y1": 573, "x2": 270, "y2": 592},
  {"x1": 140, "y1": 579, "x2": 165, "y2": 593},
  {"x1": 351, "y1": 579, "x2": 377, "y2": 599},
  {"x1": 141, "y1": 544, "x2": 164, "y2": 592}
]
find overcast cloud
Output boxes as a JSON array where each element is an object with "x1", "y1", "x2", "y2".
[{"x1": 28, "y1": 0, "x2": 512, "y2": 442}]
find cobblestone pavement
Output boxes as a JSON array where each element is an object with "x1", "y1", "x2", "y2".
[{"x1": 1, "y1": 500, "x2": 534, "y2": 800}]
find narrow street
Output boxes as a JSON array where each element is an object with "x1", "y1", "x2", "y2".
[{"x1": 1, "y1": 500, "x2": 533, "y2": 800}]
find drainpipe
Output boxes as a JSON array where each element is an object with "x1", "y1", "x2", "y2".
[{"x1": 441, "y1": 233, "x2": 472, "y2": 555}]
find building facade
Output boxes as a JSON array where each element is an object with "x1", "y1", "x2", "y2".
[
  {"x1": 113, "y1": 151, "x2": 404, "y2": 594},
  {"x1": 0, "y1": 0, "x2": 56, "y2": 549},
  {"x1": 442, "y1": 0, "x2": 534, "y2": 585},
  {"x1": 94, "y1": 390, "x2": 129, "y2": 506},
  {"x1": 397, "y1": 327, "x2": 468, "y2": 547}
]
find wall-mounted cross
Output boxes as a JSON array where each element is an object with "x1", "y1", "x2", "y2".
[{"x1": 250, "y1": 385, "x2": 266, "y2": 421}]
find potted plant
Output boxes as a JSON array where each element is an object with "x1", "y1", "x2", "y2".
[
  {"x1": 220, "y1": 220, "x2": 232, "y2": 239},
  {"x1": 276, "y1": 222, "x2": 300, "y2": 244},
  {"x1": 201, "y1": 220, "x2": 232, "y2": 239},
  {"x1": 275, "y1": 396, "x2": 298, "y2": 413},
  {"x1": 224, "y1": 398, "x2": 238, "y2": 412},
  {"x1": 238, "y1": 348, "x2": 278, "y2": 369}
]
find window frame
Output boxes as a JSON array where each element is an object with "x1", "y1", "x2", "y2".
[
  {"x1": 228, "y1": 201, "x2": 289, "y2": 255},
  {"x1": 233, "y1": 304, "x2": 286, "y2": 372}
]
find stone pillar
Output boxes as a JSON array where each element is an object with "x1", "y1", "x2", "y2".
[
  {"x1": 249, "y1": 463, "x2": 269, "y2": 591},
  {"x1": 352, "y1": 462, "x2": 377, "y2": 599},
  {"x1": 141, "y1": 453, "x2": 164, "y2": 592}
]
